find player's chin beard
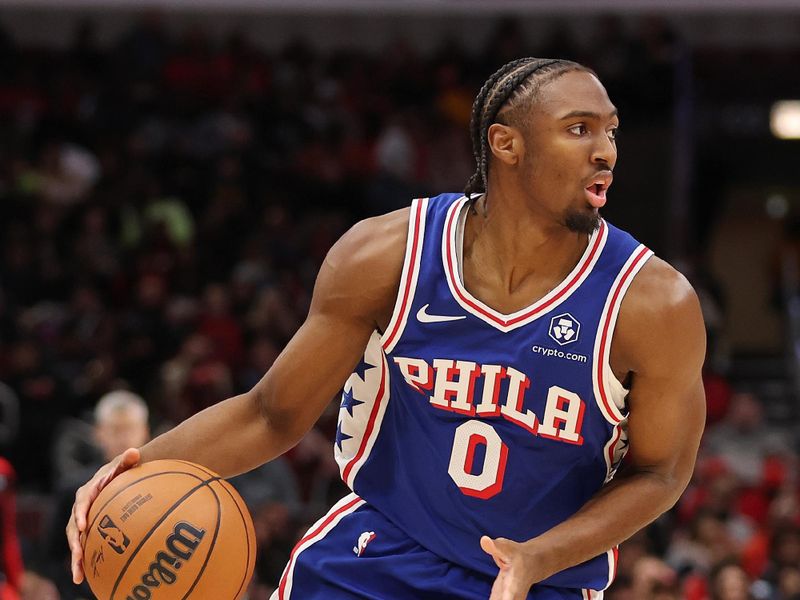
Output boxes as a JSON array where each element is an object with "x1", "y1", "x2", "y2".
[{"x1": 564, "y1": 208, "x2": 600, "y2": 234}]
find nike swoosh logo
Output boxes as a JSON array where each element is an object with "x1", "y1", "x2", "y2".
[{"x1": 416, "y1": 304, "x2": 466, "y2": 323}]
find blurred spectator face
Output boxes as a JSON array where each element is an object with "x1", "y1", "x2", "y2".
[
  {"x1": 137, "y1": 274, "x2": 167, "y2": 309},
  {"x1": 778, "y1": 566, "x2": 800, "y2": 599},
  {"x1": 10, "y1": 341, "x2": 40, "y2": 375},
  {"x1": 712, "y1": 564, "x2": 751, "y2": 600},
  {"x1": 631, "y1": 556, "x2": 677, "y2": 600},
  {"x1": 182, "y1": 333, "x2": 213, "y2": 363},
  {"x1": 773, "y1": 527, "x2": 800, "y2": 568},
  {"x1": 94, "y1": 391, "x2": 150, "y2": 460},
  {"x1": 726, "y1": 392, "x2": 763, "y2": 432},
  {"x1": 203, "y1": 283, "x2": 230, "y2": 315}
]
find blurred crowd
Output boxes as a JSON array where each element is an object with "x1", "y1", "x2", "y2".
[{"x1": 0, "y1": 10, "x2": 796, "y2": 600}]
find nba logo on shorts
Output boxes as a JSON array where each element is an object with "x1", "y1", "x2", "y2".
[
  {"x1": 548, "y1": 313, "x2": 580, "y2": 346},
  {"x1": 97, "y1": 515, "x2": 130, "y2": 554},
  {"x1": 353, "y1": 531, "x2": 376, "y2": 557}
]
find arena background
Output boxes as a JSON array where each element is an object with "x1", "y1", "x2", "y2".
[{"x1": 0, "y1": 0, "x2": 799, "y2": 598}]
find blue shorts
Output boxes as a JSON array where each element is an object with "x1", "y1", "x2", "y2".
[{"x1": 272, "y1": 493, "x2": 598, "y2": 600}]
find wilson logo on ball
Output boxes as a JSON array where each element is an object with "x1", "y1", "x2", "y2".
[
  {"x1": 97, "y1": 515, "x2": 130, "y2": 555},
  {"x1": 127, "y1": 521, "x2": 206, "y2": 599}
]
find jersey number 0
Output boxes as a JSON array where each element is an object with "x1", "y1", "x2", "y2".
[{"x1": 446, "y1": 386, "x2": 586, "y2": 499}]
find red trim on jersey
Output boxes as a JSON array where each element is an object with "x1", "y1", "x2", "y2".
[
  {"x1": 539, "y1": 393, "x2": 586, "y2": 446},
  {"x1": 596, "y1": 246, "x2": 651, "y2": 423},
  {"x1": 381, "y1": 199, "x2": 425, "y2": 351},
  {"x1": 435, "y1": 360, "x2": 481, "y2": 416},
  {"x1": 278, "y1": 494, "x2": 363, "y2": 599},
  {"x1": 475, "y1": 365, "x2": 505, "y2": 417},
  {"x1": 444, "y1": 201, "x2": 606, "y2": 328},
  {"x1": 463, "y1": 433, "x2": 487, "y2": 474},
  {"x1": 460, "y1": 441, "x2": 508, "y2": 500},
  {"x1": 610, "y1": 545, "x2": 620, "y2": 584},
  {"x1": 342, "y1": 356, "x2": 388, "y2": 484},
  {"x1": 499, "y1": 368, "x2": 537, "y2": 435}
]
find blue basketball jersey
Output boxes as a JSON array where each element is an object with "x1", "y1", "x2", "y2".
[{"x1": 333, "y1": 193, "x2": 653, "y2": 594}]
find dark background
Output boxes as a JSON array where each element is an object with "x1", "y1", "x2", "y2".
[{"x1": 0, "y1": 2, "x2": 798, "y2": 599}]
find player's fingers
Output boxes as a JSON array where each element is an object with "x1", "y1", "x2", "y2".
[
  {"x1": 67, "y1": 521, "x2": 84, "y2": 584},
  {"x1": 102, "y1": 447, "x2": 140, "y2": 487},
  {"x1": 480, "y1": 536, "x2": 503, "y2": 565},
  {"x1": 497, "y1": 570, "x2": 524, "y2": 600},
  {"x1": 500, "y1": 573, "x2": 527, "y2": 600},
  {"x1": 480, "y1": 535, "x2": 512, "y2": 569},
  {"x1": 83, "y1": 448, "x2": 140, "y2": 520},
  {"x1": 118, "y1": 447, "x2": 141, "y2": 471},
  {"x1": 488, "y1": 569, "x2": 506, "y2": 600},
  {"x1": 71, "y1": 554, "x2": 84, "y2": 585},
  {"x1": 69, "y1": 450, "x2": 142, "y2": 585},
  {"x1": 67, "y1": 499, "x2": 86, "y2": 583},
  {"x1": 73, "y1": 482, "x2": 94, "y2": 532}
]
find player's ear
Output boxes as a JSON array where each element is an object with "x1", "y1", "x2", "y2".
[{"x1": 487, "y1": 123, "x2": 522, "y2": 167}]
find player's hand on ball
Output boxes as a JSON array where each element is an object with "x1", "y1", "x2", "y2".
[
  {"x1": 481, "y1": 535, "x2": 541, "y2": 600},
  {"x1": 66, "y1": 447, "x2": 141, "y2": 584}
]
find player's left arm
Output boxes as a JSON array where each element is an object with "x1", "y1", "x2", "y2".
[{"x1": 482, "y1": 257, "x2": 706, "y2": 599}]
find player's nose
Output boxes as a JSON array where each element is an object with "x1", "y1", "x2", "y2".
[{"x1": 590, "y1": 132, "x2": 617, "y2": 169}]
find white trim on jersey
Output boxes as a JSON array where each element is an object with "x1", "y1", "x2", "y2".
[
  {"x1": 380, "y1": 197, "x2": 428, "y2": 354},
  {"x1": 591, "y1": 244, "x2": 654, "y2": 424},
  {"x1": 275, "y1": 493, "x2": 365, "y2": 600},
  {"x1": 442, "y1": 197, "x2": 609, "y2": 333},
  {"x1": 339, "y1": 343, "x2": 392, "y2": 488},
  {"x1": 603, "y1": 546, "x2": 619, "y2": 591},
  {"x1": 602, "y1": 420, "x2": 628, "y2": 483}
]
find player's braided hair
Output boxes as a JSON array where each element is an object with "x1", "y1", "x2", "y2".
[{"x1": 464, "y1": 58, "x2": 594, "y2": 202}]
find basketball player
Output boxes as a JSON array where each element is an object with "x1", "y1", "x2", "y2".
[{"x1": 67, "y1": 58, "x2": 706, "y2": 599}]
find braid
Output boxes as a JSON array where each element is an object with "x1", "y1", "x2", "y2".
[
  {"x1": 464, "y1": 57, "x2": 594, "y2": 202},
  {"x1": 467, "y1": 57, "x2": 536, "y2": 176}
]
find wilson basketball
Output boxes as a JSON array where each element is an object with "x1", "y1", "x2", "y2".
[{"x1": 82, "y1": 459, "x2": 256, "y2": 600}]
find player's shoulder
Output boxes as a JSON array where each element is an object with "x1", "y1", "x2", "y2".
[
  {"x1": 625, "y1": 255, "x2": 699, "y2": 319},
  {"x1": 326, "y1": 207, "x2": 410, "y2": 277},
  {"x1": 312, "y1": 207, "x2": 410, "y2": 326},
  {"x1": 616, "y1": 255, "x2": 706, "y2": 372}
]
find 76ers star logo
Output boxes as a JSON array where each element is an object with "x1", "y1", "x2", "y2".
[{"x1": 548, "y1": 313, "x2": 580, "y2": 346}]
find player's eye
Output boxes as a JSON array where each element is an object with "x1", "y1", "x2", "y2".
[
  {"x1": 567, "y1": 124, "x2": 588, "y2": 136},
  {"x1": 608, "y1": 127, "x2": 619, "y2": 141}
]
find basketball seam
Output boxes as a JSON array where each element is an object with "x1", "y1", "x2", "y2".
[
  {"x1": 108, "y1": 476, "x2": 221, "y2": 600},
  {"x1": 171, "y1": 460, "x2": 255, "y2": 600},
  {"x1": 181, "y1": 485, "x2": 222, "y2": 599},
  {"x1": 209, "y1": 481, "x2": 253, "y2": 599}
]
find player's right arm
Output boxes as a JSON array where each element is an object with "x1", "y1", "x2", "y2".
[{"x1": 67, "y1": 207, "x2": 409, "y2": 583}]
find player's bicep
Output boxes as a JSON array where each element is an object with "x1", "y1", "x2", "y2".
[
  {"x1": 258, "y1": 310, "x2": 376, "y2": 438},
  {"x1": 621, "y1": 265, "x2": 706, "y2": 485},
  {"x1": 625, "y1": 372, "x2": 705, "y2": 482},
  {"x1": 249, "y1": 210, "x2": 407, "y2": 442}
]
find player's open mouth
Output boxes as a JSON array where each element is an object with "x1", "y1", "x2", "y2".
[{"x1": 584, "y1": 172, "x2": 612, "y2": 208}]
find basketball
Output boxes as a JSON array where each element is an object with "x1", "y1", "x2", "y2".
[{"x1": 81, "y1": 460, "x2": 256, "y2": 600}]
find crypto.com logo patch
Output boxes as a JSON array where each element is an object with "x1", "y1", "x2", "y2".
[{"x1": 548, "y1": 313, "x2": 581, "y2": 346}]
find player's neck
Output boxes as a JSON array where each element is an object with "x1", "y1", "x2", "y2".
[{"x1": 465, "y1": 188, "x2": 588, "y2": 295}]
